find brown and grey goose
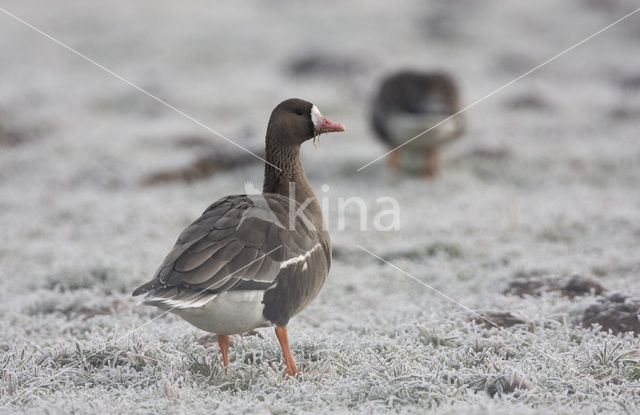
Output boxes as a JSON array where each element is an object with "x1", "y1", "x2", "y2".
[
  {"x1": 133, "y1": 98, "x2": 345, "y2": 376},
  {"x1": 371, "y1": 70, "x2": 465, "y2": 177}
]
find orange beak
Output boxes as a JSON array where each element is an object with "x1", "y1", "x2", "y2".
[{"x1": 313, "y1": 116, "x2": 346, "y2": 134}]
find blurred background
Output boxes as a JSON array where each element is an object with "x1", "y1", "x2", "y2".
[{"x1": 1, "y1": 0, "x2": 640, "y2": 412}]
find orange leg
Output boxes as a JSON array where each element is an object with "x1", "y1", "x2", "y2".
[
  {"x1": 217, "y1": 334, "x2": 230, "y2": 375},
  {"x1": 275, "y1": 327, "x2": 297, "y2": 377},
  {"x1": 424, "y1": 148, "x2": 439, "y2": 178},
  {"x1": 387, "y1": 150, "x2": 400, "y2": 172}
]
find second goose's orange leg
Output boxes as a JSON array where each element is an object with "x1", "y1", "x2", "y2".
[
  {"x1": 388, "y1": 150, "x2": 400, "y2": 172},
  {"x1": 424, "y1": 148, "x2": 439, "y2": 178},
  {"x1": 275, "y1": 327, "x2": 298, "y2": 377},
  {"x1": 217, "y1": 334, "x2": 230, "y2": 375}
]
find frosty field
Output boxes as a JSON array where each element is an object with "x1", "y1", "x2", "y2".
[{"x1": 1, "y1": 0, "x2": 640, "y2": 413}]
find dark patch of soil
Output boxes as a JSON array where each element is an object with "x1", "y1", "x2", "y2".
[
  {"x1": 286, "y1": 53, "x2": 368, "y2": 78},
  {"x1": 582, "y1": 293, "x2": 640, "y2": 336},
  {"x1": 172, "y1": 135, "x2": 216, "y2": 149},
  {"x1": 470, "y1": 311, "x2": 529, "y2": 329},
  {"x1": 503, "y1": 277, "x2": 559, "y2": 297},
  {"x1": 0, "y1": 119, "x2": 30, "y2": 147},
  {"x1": 141, "y1": 150, "x2": 263, "y2": 185},
  {"x1": 618, "y1": 74, "x2": 640, "y2": 91},
  {"x1": 504, "y1": 275, "x2": 606, "y2": 298},
  {"x1": 562, "y1": 275, "x2": 606, "y2": 298},
  {"x1": 609, "y1": 105, "x2": 640, "y2": 121}
]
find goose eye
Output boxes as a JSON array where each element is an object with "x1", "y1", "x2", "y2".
[{"x1": 295, "y1": 110, "x2": 304, "y2": 116}]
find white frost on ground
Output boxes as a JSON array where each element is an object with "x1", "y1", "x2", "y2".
[{"x1": 1, "y1": 0, "x2": 640, "y2": 413}]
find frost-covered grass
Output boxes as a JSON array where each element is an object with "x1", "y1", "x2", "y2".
[{"x1": 1, "y1": 0, "x2": 640, "y2": 413}]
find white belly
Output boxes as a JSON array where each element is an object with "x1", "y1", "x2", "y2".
[
  {"x1": 387, "y1": 114, "x2": 463, "y2": 151},
  {"x1": 173, "y1": 290, "x2": 271, "y2": 335}
]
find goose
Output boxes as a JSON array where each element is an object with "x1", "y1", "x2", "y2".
[
  {"x1": 133, "y1": 98, "x2": 345, "y2": 376},
  {"x1": 371, "y1": 70, "x2": 464, "y2": 177}
]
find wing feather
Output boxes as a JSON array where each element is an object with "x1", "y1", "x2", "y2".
[
  {"x1": 176, "y1": 239, "x2": 244, "y2": 285},
  {"x1": 134, "y1": 193, "x2": 323, "y2": 299},
  {"x1": 174, "y1": 242, "x2": 226, "y2": 272}
]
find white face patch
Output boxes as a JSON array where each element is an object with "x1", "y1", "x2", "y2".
[{"x1": 310, "y1": 105, "x2": 324, "y2": 128}]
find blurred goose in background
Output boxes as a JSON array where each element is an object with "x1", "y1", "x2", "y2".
[
  {"x1": 371, "y1": 70, "x2": 465, "y2": 177},
  {"x1": 133, "y1": 99, "x2": 345, "y2": 376}
]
